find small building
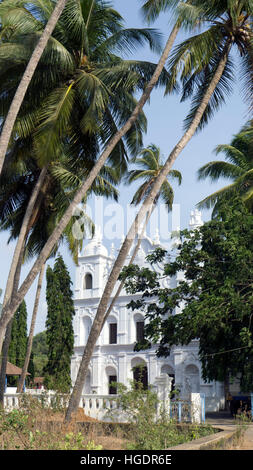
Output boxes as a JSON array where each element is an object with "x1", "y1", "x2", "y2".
[
  {"x1": 32, "y1": 377, "x2": 45, "y2": 390},
  {"x1": 5, "y1": 361, "x2": 30, "y2": 393}
]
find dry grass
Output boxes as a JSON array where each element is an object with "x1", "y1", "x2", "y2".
[
  {"x1": 0, "y1": 398, "x2": 130, "y2": 450},
  {"x1": 33, "y1": 408, "x2": 130, "y2": 450}
]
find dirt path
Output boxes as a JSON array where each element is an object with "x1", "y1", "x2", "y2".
[
  {"x1": 238, "y1": 427, "x2": 253, "y2": 450},
  {"x1": 233, "y1": 425, "x2": 253, "y2": 450}
]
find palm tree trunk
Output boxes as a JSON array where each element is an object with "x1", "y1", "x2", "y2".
[
  {"x1": 64, "y1": 40, "x2": 232, "y2": 423},
  {"x1": 0, "y1": 238, "x2": 25, "y2": 406},
  {"x1": 0, "y1": 24, "x2": 180, "y2": 346},
  {"x1": 0, "y1": 0, "x2": 68, "y2": 176},
  {"x1": 17, "y1": 263, "x2": 46, "y2": 393},
  {"x1": 0, "y1": 168, "x2": 47, "y2": 353}
]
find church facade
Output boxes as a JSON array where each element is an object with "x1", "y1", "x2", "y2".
[{"x1": 71, "y1": 210, "x2": 225, "y2": 412}]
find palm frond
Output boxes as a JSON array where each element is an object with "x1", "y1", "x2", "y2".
[
  {"x1": 214, "y1": 144, "x2": 251, "y2": 170},
  {"x1": 59, "y1": 0, "x2": 86, "y2": 50},
  {"x1": 0, "y1": 1, "x2": 43, "y2": 34},
  {"x1": 34, "y1": 84, "x2": 76, "y2": 165},
  {"x1": 197, "y1": 182, "x2": 238, "y2": 210},
  {"x1": 239, "y1": 38, "x2": 253, "y2": 115},
  {"x1": 160, "y1": 180, "x2": 174, "y2": 210},
  {"x1": 167, "y1": 168, "x2": 182, "y2": 185},
  {"x1": 140, "y1": 0, "x2": 179, "y2": 24},
  {"x1": 93, "y1": 27, "x2": 163, "y2": 57},
  {"x1": 197, "y1": 160, "x2": 245, "y2": 181},
  {"x1": 182, "y1": 50, "x2": 234, "y2": 132},
  {"x1": 76, "y1": 70, "x2": 110, "y2": 135},
  {"x1": 165, "y1": 25, "x2": 224, "y2": 95}
]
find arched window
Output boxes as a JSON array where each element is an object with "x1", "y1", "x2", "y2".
[
  {"x1": 134, "y1": 313, "x2": 144, "y2": 343},
  {"x1": 131, "y1": 358, "x2": 148, "y2": 390},
  {"x1": 109, "y1": 323, "x2": 117, "y2": 344},
  {"x1": 107, "y1": 315, "x2": 117, "y2": 345},
  {"x1": 84, "y1": 273, "x2": 92, "y2": 290},
  {"x1": 106, "y1": 366, "x2": 117, "y2": 395}
]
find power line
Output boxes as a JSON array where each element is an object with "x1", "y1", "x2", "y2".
[{"x1": 203, "y1": 345, "x2": 251, "y2": 357}]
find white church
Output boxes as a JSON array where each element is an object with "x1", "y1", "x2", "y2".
[{"x1": 71, "y1": 209, "x2": 225, "y2": 412}]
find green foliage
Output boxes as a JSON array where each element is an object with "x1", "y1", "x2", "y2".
[
  {"x1": 197, "y1": 121, "x2": 253, "y2": 214},
  {"x1": 0, "y1": 0, "x2": 171, "y2": 267},
  {"x1": 164, "y1": 1, "x2": 253, "y2": 131},
  {"x1": 0, "y1": 0, "x2": 169, "y2": 169},
  {"x1": 8, "y1": 301, "x2": 27, "y2": 368},
  {"x1": 44, "y1": 255, "x2": 75, "y2": 393},
  {"x1": 32, "y1": 331, "x2": 48, "y2": 377},
  {"x1": 107, "y1": 379, "x2": 215, "y2": 450},
  {"x1": 120, "y1": 198, "x2": 253, "y2": 391},
  {"x1": 0, "y1": 396, "x2": 103, "y2": 450},
  {"x1": 7, "y1": 300, "x2": 34, "y2": 385},
  {"x1": 126, "y1": 143, "x2": 182, "y2": 210}
]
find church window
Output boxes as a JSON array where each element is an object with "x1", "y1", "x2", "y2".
[
  {"x1": 84, "y1": 273, "x2": 92, "y2": 290},
  {"x1": 108, "y1": 375, "x2": 117, "y2": 395},
  {"x1": 109, "y1": 323, "x2": 117, "y2": 344},
  {"x1": 136, "y1": 321, "x2": 144, "y2": 342},
  {"x1": 133, "y1": 364, "x2": 148, "y2": 390}
]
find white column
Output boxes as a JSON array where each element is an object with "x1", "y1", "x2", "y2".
[
  {"x1": 92, "y1": 353, "x2": 103, "y2": 394},
  {"x1": 173, "y1": 350, "x2": 183, "y2": 397},
  {"x1": 149, "y1": 353, "x2": 158, "y2": 385},
  {"x1": 154, "y1": 374, "x2": 173, "y2": 419},
  {"x1": 118, "y1": 354, "x2": 126, "y2": 385}
]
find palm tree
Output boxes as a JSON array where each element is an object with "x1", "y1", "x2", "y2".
[
  {"x1": 0, "y1": 0, "x2": 167, "y2": 174},
  {"x1": 0, "y1": 0, "x2": 172, "y2": 352},
  {"x1": 197, "y1": 122, "x2": 253, "y2": 214},
  {"x1": 0, "y1": 0, "x2": 205, "y2": 352},
  {"x1": 0, "y1": 0, "x2": 69, "y2": 175},
  {"x1": 0, "y1": 133, "x2": 120, "y2": 398},
  {"x1": 64, "y1": 0, "x2": 253, "y2": 422},
  {"x1": 103, "y1": 143, "x2": 182, "y2": 322},
  {"x1": 126, "y1": 143, "x2": 182, "y2": 208}
]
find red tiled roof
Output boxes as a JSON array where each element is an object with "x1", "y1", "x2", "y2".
[{"x1": 6, "y1": 361, "x2": 30, "y2": 375}]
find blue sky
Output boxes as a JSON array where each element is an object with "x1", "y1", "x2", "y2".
[{"x1": 0, "y1": 0, "x2": 249, "y2": 333}]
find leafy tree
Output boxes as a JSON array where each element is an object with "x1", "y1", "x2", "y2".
[
  {"x1": 197, "y1": 121, "x2": 253, "y2": 214},
  {"x1": 7, "y1": 300, "x2": 34, "y2": 385},
  {"x1": 119, "y1": 198, "x2": 253, "y2": 395},
  {"x1": 44, "y1": 255, "x2": 75, "y2": 392},
  {"x1": 8, "y1": 301, "x2": 28, "y2": 369},
  {"x1": 15, "y1": 301, "x2": 28, "y2": 370},
  {"x1": 7, "y1": 313, "x2": 18, "y2": 367}
]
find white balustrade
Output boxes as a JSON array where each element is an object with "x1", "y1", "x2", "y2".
[
  {"x1": 80, "y1": 394, "x2": 120, "y2": 421},
  {"x1": 3, "y1": 390, "x2": 205, "y2": 423},
  {"x1": 3, "y1": 392, "x2": 120, "y2": 421}
]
